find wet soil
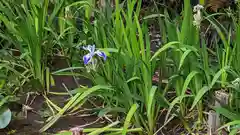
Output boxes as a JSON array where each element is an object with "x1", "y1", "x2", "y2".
[{"x1": 0, "y1": 57, "x2": 101, "y2": 135}]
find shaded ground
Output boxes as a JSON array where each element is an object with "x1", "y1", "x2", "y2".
[{"x1": 0, "y1": 57, "x2": 102, "y2": 135}]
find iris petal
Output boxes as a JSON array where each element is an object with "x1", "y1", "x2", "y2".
[
  {"x1": 83, "y1": 46, "x2": 90, "y2": 51},
  {"x1": 91, "y1": 45, "x2": 95, "y2": 53},
  {"x1": 83, "y1": 45, "x2": 95, "y2": 53},
  {"x1": 95, "y1": 50, "x2": 107, "y2": 61},
  {"x1": 83, "y1": 53, "x2": 92, "y2": 64}
]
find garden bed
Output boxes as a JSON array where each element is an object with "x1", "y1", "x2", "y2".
[{"x1": 0, "y1": 0, "x2": 239, "y2": 135}]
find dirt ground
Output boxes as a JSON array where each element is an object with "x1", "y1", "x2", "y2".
[{"x1": 0, "y1": 57, "x2": 102, "y2": 135}]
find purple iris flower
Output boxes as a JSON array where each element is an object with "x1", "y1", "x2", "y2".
[{"x1": 83, "y1": 45, "x2": 107, "y2": 65}]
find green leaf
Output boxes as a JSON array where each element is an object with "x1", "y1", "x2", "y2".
[
  {"x1": 229, "y1": 129, "x2": 238, "y2": 135},
  {"x1": 0, "y1": 108, "x2": 11, "y2": 129},
  {"x1": 143, "y1": 14, "x2": 165, "y2": 20},
  {"x1": 180, "y1": 0, "x2": 193, "y2": 44},
  {"x1": 70, "y1": 85, "x2": 113, "y2": 112},
  {"x1": 147, "y1": 86, "x2": 157, "y2": 119},
  {"x1": 151, "y1": 41, "x2": 179, "y2": 61},
  {"x1": 0, "y1": 96, "x2": 9, "y2": 108},
  {"x1": 55, "y1": 131, "x2": 72, "y2": 135},
  {"x1": 165, "y1": 95, "x2": 193, "y2": 123},
  {"x1": 51, "y1": 67, "x2": 84, "y2": 75},
  {"x1": 214, "y1": 107, "x2": 240, "y2": 121},
  {"x1": 40, "y1": 85, "x2": 112, "y2": 132},
  {"x1": 211, "y1": 67, "x2": 229, "y2": 87},
  {"x1": 218, "y1": 120, "x2": 240, "y2": 131},
  {"x1": 190, "y1": 86, "x2": 210, "y2": 110},
  {"x1": 98, "y1": 107, "x2": 126, "y2": 117},
  {"x1": 0, "y1": 80, "x2": 5, "y2": 89},
  {"x1": 126, "y1": 77, "x2": 140, "y2": 83},
  {"x1": 98, "y1": 48, "x2": 125, "y2": 56},
  {"x1": 122, "y1": 104, "x2": 139, "y2": 135},
  {"x1": 181, "y1": 71, "x2": 199, "y2": 96},
  {"x1": 88, "y1": 121, "x2": 120, "y2": 135},
  {"x1": 178, "y1": 49, "x2": 192, "y2": 70}
]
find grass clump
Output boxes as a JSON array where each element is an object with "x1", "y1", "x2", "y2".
[{"x1": 1, "y1": 0, "x2": 240, "y2": 135}]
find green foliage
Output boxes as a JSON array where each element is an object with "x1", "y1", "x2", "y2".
[
  {"x1": 45, "y1": 0, "x2": 240, "y2": 134},
  {"x1": 55, "y1": 104, "x2": 142, "y2": 135},
  {"x1": 1, "y1": 0, "x2": 240, "y2": 134},
  {"x1": 79, "y1": 1, "x2": 167, "y2": 134}
]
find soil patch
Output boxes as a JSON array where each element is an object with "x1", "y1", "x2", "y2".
[{"x1": 0, "y1": 57, "x2": 98, "y2": 135}]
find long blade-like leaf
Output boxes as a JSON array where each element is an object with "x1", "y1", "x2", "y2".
[{"x1": 122, "y1": 104, "x2": 139, "y2": 135}]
